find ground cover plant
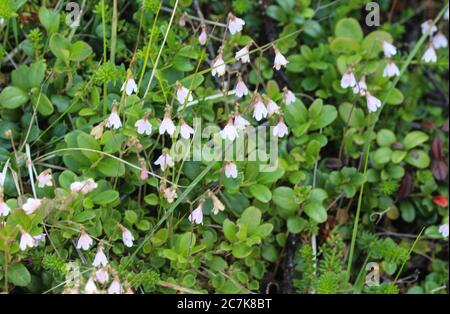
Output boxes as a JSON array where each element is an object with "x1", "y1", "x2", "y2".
[{"x1": 0, "y1": 0, "x2": 448, "y2": 294}]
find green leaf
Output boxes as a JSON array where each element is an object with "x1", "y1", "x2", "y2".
[
  {"x1": 69, "y1": 41, "x2": 93, "y2": 62},
  {"x1": 339, "y1": 102, "x2": 365, "y2": 128},
  {"x1": 31, "y1": 92, "x2": 54, "y2": 116},
  {"x1": 254, "y1": 223, "x2": 273, "y2": 238},
  {"x1": 405, "y1": 150, "x2": 430, "y2": 169},
  {"x1": 38, "y1": 6, "x2": 60, "y2": 34},
  {"x1": 310, "y1": 105, "x2": 338, "y2": 130},
  {"x1": 232, "y1": 243, "x2": 253, "y2": 258},
  {"x1": 304, "y1": 202, "x2": 327, "y2": 223},
  {"x1": 287, "y1": 216, "x2": 307, "y2": 234},
  {"x1": 373, "y1": 147, "x2": 393, "y2": 165},
  {"x1": 0, "y1": 86, "x2": 29, "y2": 109},
  {"x1": 223, "y1": 219, "x2": 237, "y2": 243},
  {"x1": 249, "y1": 184, "x2": 272, "y2": 203},
  {"x1": 28, "y1": 62, "x2": 47, "y2": 88},
  {"x1": 403, "y1": 131, "x2": 429, "y2": 150},
  {"x1": 376, "y1": 129, "x2": 396, "y2": 147},
  {"x1": 76, "y1": 133, "x2": 100, "y2": 162},
  {"x1": 49, "y1": 34, "x2": 70, "y2": 61},
  {"x1": 74, "y1": 210, "x2": 96, "y2": 222},
  {"x1": 272, "y1": 187, "x2": 298, "y2": 211},
  {"x1": 382, "y1": 88, "x2": 404, "y2": 105},
  {"x1": 90, "y1": 190, "x2": 119, "y2": 206},
  {"x1": 335, "y1": 18, "x2": 363, "y2": 41},
  {"x1": 8, "y1": 263, "x2": 31, "y2": 287},
  {"x1": 330, "y1": 38, "x2": 360, "y2": 54},
  {"x1": 240, "y1": 207, "x2": 261, "y2": 235},
  {"x1": 125, "y1": 210, "x2": 138, "y2": 224},
  {"x1": 362, "y1": 31, "x2": 393, "y2": 58}
]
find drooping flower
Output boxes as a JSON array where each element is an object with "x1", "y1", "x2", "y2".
[
  {"x1": 154, "y1": 150, "x2": 174, "y2": 171},
  {"x1": 90, "y1": 122, "x2": 105, "y2": 140},
  {"x1": 95, "y1": 268, "x2": 109, "y2": 284},
  {"x1": 273, "y1": 46, "x2": 288, "y2": 70},
  {"x1": 228, "y1": 13, "x2": 245, "y2": 35},
  {"x1": 180, "y1": 120, "x2": 195, "y2": 140},
  {"x1": 199, "y1": 26, "x2": 207, "y2": 45},
  {"x1": 159, "y1": 113, "x2": 176, "y2": 136},
  {"x1": 421, "y1": 20, "x2": 437, "y2": 35},
  {"x1": 234, "y1": 113, "x2": 250, "y2": 130},
  {"x1": 84, "y1": 277, "x2": 98, "y2": 294},
  {"x1": 93, "y1": 245, "x2": 108, "y2": 267},
  {"x1": 119, "y1": 225, "x2": 135, "y2": 247},
  {"x1": 235, "y1": 44, "x2": 251, "y2": 63},
  {"x1": 179, "y1": 13, "x2": 186, "y2": 26},
  {"x1": 161, "y1": 184, "x2": 177, "y2": 204},
  {"x1": 120, "y1": 77, "x2": 138, "y2": 96},
  {"x1": 211, "y1": 53, "x2": 226, "y2": 77},
  {"x1": 23, "y1": 198, "x2": 42, "y2": 215},
  {"x1": 37, "y1": 170, "x2": 53, "y2": 188},
  {"x1": 135, "y1": 116, "x2": 152, "y2": 135},
  {"x1": 366, "y1": 92, "x2": 382, "y2": 113},
  {"x1": 282, "y1": 87, "x2": 296, "y2": 105},
  {"x1": 106, "y1": 103, "x2": 122, "y2": 129},
  {"x1": 235, "y1": 75, "x2": 249, "y2": 98},
  {"x1": 353, "y1": 76, "x2": 368, "y2": 96},
  {"x1": 70, "y1": 178, "x2": 98, "y2": 194},
  {"x1": 381, "y1": 41, "x2": 397, "y2": 58},
  {"x1": 208, "y1": 191, "x2": 225, "y2": 215},
  {"x1": 220, "y1": 120, "x2": 239, "y2": 142},
  {"x1": 224, "y1": 161, "x2": 238, "y2": 179},
  {"x1": 432, "y1": 195, "x2": 448, "y2": 207},
  {"x1": 108, "y1": 278, "x2": 122, "y2": 294},
  {"x1": 340, "y1": 68, "x2": 357, "y2": 89},
  {"x1": 188, "y1": 201, "x2": 204, "y2": 225},
  {"x1": 432, "y1": 32, "x2": 448, "y2": 49},
  {"x1": 0, "y1": 197, "x2": 11, "y2": 217},
  {"x1": 77, "y1": 230, "x2": 93, "y2": 251},
  {"x1": 383, "y1": 60, "x2": 400, "y2": 78},
  {"x1": 266, "y1": 98, "x2": 280, "y2": 116},
  {"x1": 422, "y1": 44, "x2": 437, "y2": 63},
  {"x1": 439, "y1": 223, "x2": 449, "y2": 237},
  {"x1": 252, "y1": 95, "x2": 268, "y2": 121},
  {"x1": 445, "y1": 8, "x2": 449, "y2": 21},
  {"x1": 176, "y1": 82, "x2": 194, "y2": 105},
  {"x1": 139, "y1": 160, "x2": 149, "y2": 181},
  {"x1": 273, "y1": 119, "x2": 289, "y2": 138},
  {"x1": 33, "y1": 234, "x2": 46, "y2": 247},
  {"x1": 19, "y1": 229, "x2": 36, "y2": 251}
]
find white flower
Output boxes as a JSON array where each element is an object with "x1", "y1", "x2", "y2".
[
  {"x1": 382, "y1": 41, "x2": 397, "y2": 58},
  {"x1": 176, "y1": 82, "x2": 194, "y2": 105},
  {"x1": 159, "y1": 114, "x2": 176, "y2": 136},
  {"x1": 366, "y1": 92, "x2": 382, "y2": 113},
  {"x1": 106, "y1": 104, "x2": 122, "y2": 129},
  {"x1": 37, "y1": 171, "x2": 53, "y2": 188},
  {"x1": 234, "y1": 114, "x2": 250, "y2": 130},
  {"x1": 70, "y1": 178, "x2": 98, "y2": 194},
  {"x1": 180, "y1": 120, "x2": 195, "y2": 140},
  {"x1": 211, "y1": 53, "x2": 226, "y2": 77},
  {"x1": 421, "y1": 20, "x2": 437, "y2": 35},
  {"x1": 90, "y1": 122, "x2": 105, "y2": 140},
  {"x1": 84, "y1": 277, "x2": 98, "y2": 294},
  {"x1": 188, "y1": 202, "x2": 204, "y2": 225},
  {"x1": 273, "y1": 47, "x2": 288, "y2": 70},
  {"x1": 340, "y1": 68, "x2": 357, "y2": 89},
  {"x1": 120, "y1": 77, "x2": 138, "y2": 96},
  {"x1": 422, "y1": 45, "x2": 437, "y2": 63},
  {"x1": 252, "y1": 95, "x2": 268, "y2": 121},
  {"x1": 266, "y1": 99, "x2": 280, "y2": 116},
  {"x1": 162, "y1": 186, "x2": 177, "y2": 204},
  {"x1": 383, "y1": 60, "x2": 400, "y2": 78},
  {"x1": 0, "y1": 199, "x2": 11, "y2": 217},
  {"x1": 220, "y1": 120, "x2": 239, "y2": 142},
  {"x1": 199, "y1": 27, "x2": 207, "y2": 45},
  {"x1": 235, "y1": 45, "x2": 250, "y2": 63},
  {"x1": 439, "y1": 223, "x2": 449, "y2": 237},
  {"x1": 273, "y1": 119, "x2": 289, "y2": 138},
  {"x1": 77, "y1": 231, "x2": 93, "y2": 251},
  {"x1": 0, "y1": 173, "x2": 5, "y2": 187},
  {"x1": 282, "y1": 87, "x2": 296, "y2": 105},
  {"x1": 224, "y1": 162, "x2": 238, "y2": 179},
  {"x1": 432, "y1": 32, "x2": 448, "y2": 49},
  {"x1": 135, "y1": 117, "x2": 152, "y2": 135},
  {"x1": 33, "y1": 233, "x2": 46, "y2": 247},
  {"x1": 93, "y1": 246, "x2": 108, "y2": 267},
  {"x1": 140, "y1": 161, "x2": 149, "y2": 181},
  {"x1": 235, "y1": 76, "x2": 249, "y2": 98},
  {"x1": 154, "y1": 151, "x2": 174, "y2": 171},
  {"x1": 95, "y1": 268, "x2": 109, "y2": 284},
  {"x1": 19, "y1": 229, "x2": 36, "y2": 251},
  {"x1": 209, "y1": 192, "x2": 225, "y2": 215},
  {"x1": 353, "y1": 76, "x2": 368, "y2": 96},
  {"x1": 120, "y1": 226, "x2": 135, "y2": 247},
  {"x1": 108, "y1": 278, "x2": 122, "y2": 294},
  {"x1": 23, "y1": 198, "x2": 42, "y2": 215},
  {"x1": 445, "y1": 8, "x2": 449, "y2": 21},
  {"x1": 228, "y1": 13, "x2": 245, "y2": 35}
]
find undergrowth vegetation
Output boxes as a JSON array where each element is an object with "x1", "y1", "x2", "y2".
[{"x1": 0, "y1": 0, "x2": 448, "y2": 294}]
